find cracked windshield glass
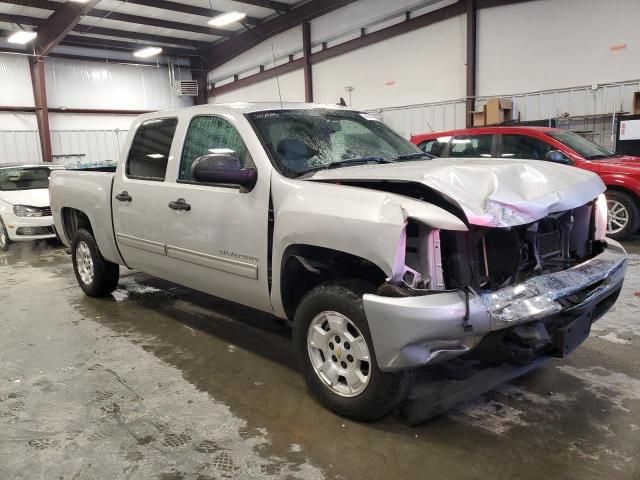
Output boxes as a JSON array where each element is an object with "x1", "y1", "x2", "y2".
[{"x1": 248, "y1": 109, "x2": 429, "y2": 178}]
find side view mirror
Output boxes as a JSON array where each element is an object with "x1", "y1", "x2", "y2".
[
  {"x1": 545, "y1": 150, "x2": 571, "y2": 164},
  {"x1": 191, "y1": 154, "x2": 257, "y2": 188}
]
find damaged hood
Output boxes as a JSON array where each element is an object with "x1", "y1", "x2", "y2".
[{"x1": 306, "y1": 158, "x2": 605, "y2": 227}]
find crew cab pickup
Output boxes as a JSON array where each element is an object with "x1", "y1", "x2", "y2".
[
  {"x1": 51, "y1": 104, "x2": 628, "y2": 421},
  {"x1": 412, "y1": 126, "x2": 640, "y2": 239}
]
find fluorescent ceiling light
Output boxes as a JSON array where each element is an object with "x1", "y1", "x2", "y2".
[
  {"x1": 8, "y1": 31, "x2": 37, "y2": 44},
  {"x1": 209, "y1": 148, "x2": 235, "y2": 154},
  {"x1": 208, "y1": 11, "x2": 246, "y2": 27},
  {"x1": 134, "y1": 46, "x2": 162, "y2": 58},
  {"x1": 147, "y1": 153, "x2": 164, "y2": 159},
  {"x1": 68, "y1": 0, "x2": 91, "y2": 2}
]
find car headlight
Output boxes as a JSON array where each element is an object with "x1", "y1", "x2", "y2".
[
  {"x1": 13, "y1": 205, "x2": 44, "y2": 217},
  {"x1": 594, "y1": 193, "x2": 608, "y2": 241}
]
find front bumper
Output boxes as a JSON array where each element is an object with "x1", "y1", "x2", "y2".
[
  {"x1": 5, "y1": 214, "x2": 56, "y2": 241},
  {"x1": 363, "y1": 238, "x2": 628, "y2": 371}
]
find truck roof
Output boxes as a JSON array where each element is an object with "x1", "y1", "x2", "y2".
[{"x1": 136, "y1": 102, "x2": 351, "y2": 122}]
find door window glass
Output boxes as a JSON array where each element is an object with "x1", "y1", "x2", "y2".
[
  {"x1": 126, "y1": 118, "x2": 178, "y2": 181},
  {"x1": 448, "y1": 135, "x2": 492, "y2": 158},
  {"x1": 418, "y1": 138, "x2": 448, "y2": 157},
  {"x1": 179, "y1": 116, "x2": 249, "y2": 182},
  {"x1": 501, "y1": 134, "x2": 552, "y2": 160}
]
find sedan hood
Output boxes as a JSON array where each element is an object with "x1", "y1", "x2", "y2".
[
  {"x1": 587, "y1": 155, "x2": 640, "y2": 175},
  {"x1": 0, "y1": 188, "x2": 51, "y2": 207},
  {"x1": 307, "y1": 158, "x2": 605, "y2": 227}
]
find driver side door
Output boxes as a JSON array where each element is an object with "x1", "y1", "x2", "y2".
[{"x1": 159, "y1": 115, "x2": 272, "y2": 313}]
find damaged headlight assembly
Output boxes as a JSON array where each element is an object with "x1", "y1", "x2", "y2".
[{"x1": 13, "y1": 205, "x2": 45, "y2": 217}]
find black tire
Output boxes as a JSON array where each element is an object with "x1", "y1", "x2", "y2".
[
  {"x1": 71, "y1": 228, "x2": 120, "y2": 297},
  {"x1": 293, "y1": 279, "x2": 409, "y2": 421},
  {"x1": 606, "y1": 190, "x2": 640, "y2": 240},
  {"x1": 0, "y1": 217, "x2": 10, "y2": 252}
]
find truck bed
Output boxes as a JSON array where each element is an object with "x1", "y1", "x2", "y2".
[{"x1": 49, "y1": 169, "x2": 123, "y2": 265}]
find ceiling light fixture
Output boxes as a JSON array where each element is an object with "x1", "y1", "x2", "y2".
[
  {"x1": 133, "y1": 46, "x2": 162, "y2": 58},
  {"x1": 208, "y1": 11, "x2": 246, "y2": 27},
  {"x1": 8, "y1": 31, "x2": 37, "y2": 44},
  {"x1": 68, "y1": 0, "x2": 91, "y2": 3}
]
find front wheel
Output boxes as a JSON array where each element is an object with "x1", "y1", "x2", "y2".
[
  {"x1": 0, "y1": 217, "x2": 10, "y2": 252},
  {"x1": 293, "y1": 280, "x2": 408, "y2": 421},
  {"x1": 71, "y1": 229, "x2": 120, "y2": 297},
  {"x1": 606, "y1": 191, "x2": 640, "y2": 239}
]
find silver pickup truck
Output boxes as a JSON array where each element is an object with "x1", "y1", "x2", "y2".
[{"x1": 51, "y1": 103, "x2": 628, "y2": 421}]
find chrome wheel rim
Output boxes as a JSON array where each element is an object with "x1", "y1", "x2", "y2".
[
  {"x1": 307, "y1": 311, "x2": 371, "y2": 398},
  {"x1": 607, "y1": 200, "x2": 629, "y2": 235},
  {"x1": 76, "y1": 241, "x2": 94, "y2": 285}
]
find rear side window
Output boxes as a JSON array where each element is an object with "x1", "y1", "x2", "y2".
[
  {"x1": 448, "y1": 135, "x2": 492, "y2": 158},
  {"x1": 179, "y1": 115, "x2": 249, "y2": 182},
  {"x1": 501, "y1": 134, "x2": 551, "y2": 160},
  {"x1": 126, "y1": 118, "x2": 178, "y2": 181}
]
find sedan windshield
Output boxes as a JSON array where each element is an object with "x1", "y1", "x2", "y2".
[
  {"x1": 247, "y1": 109, "x2": 428, "y2": 177},
  {"x1": 0, "y1": 167, "x2": 52, "y2": 191},
  {"x1": 546, "y1": 130, "x2": 615, "y2": 160}
]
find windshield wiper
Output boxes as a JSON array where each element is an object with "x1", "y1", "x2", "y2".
[
  {"x1": 586, "y1": 154, "x2": 609, "y2": 160},
  {"x1": 326, "y1": 157, "x2": 392, "y2": 169},
  {"x1": 395, "y1": 153, "x2": 434, "y2": 161}
]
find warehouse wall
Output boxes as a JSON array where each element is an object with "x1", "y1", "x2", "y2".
[
  {"x1": 477, "y1": 0, "x2": 640, "y2": 97},
  {"x1": 207, "y1": 0, "x2": 640, "y2": 142},
  {"x1": 212, "y1": 69, "x2": 305, "y2": 104},
  {"x1": 0, "y1": 53, "x2": 193, "y2": 163},
  {"x1": 313, "y1": 15, "x2": 465, "y2": 110}
]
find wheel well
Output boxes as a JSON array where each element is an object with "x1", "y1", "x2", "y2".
[
  {"x1": 280, "y1": 245, "x2": 387, "y2": 320},
  {"x1": 605, "y1": 185, "x2": 640, "y2": 203},
  {"x1": 61, "y1": 208, "x2": 93, "y2": 242}
]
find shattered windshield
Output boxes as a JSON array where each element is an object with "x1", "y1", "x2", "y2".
[
  {"x1": 247, "y1": 109, "x2": 428, "y2": 178},
  {"x1": 0, "y1": 167, "x2": 52, "y2": 191}
]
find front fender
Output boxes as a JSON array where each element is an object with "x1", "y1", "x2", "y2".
[{"x1": 269, "y1": 175, "x2": 467, "y2": 318}]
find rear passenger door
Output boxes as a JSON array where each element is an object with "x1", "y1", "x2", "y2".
[
  {"x1": 498, "y1": 134, "x2": 552, "y2": 160},
  {"x1": 112, "y1": 117, "x2": 178, "y2": 276},
  {"x1": 447, "y1": 134, "x2": 495, "y2": 158}
]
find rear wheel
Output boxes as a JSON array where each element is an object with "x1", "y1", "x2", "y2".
[
  {"x1": 71, "y1": 229, "x2": 119, "y2": 297},
  {"x1": 0, "y1": 217, "x2": 10, "y2": 252},
  {"x1": 606, "y1": 191, "x2": 640, "y2": 239},
  {"x1": 293, "y1": 279, "x2": 408, "y2": 421}
]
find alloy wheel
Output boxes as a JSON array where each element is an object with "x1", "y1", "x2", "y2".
[
  {"x1": 607, "y1": 200, "x2": 630, "y2": 235},
  {"x1": 307, "y1": 311, "x2": 371, "y2": 397},
  {"x1": 76, "y1": 241, "x2": 94, "y2": 285}
]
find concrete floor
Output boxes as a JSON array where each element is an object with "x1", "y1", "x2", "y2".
[{"x1": 1, "y1": 238, "x2": 639, "y2": 480}]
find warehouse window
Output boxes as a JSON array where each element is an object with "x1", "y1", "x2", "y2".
[
  {"x1": 448, "y1": 135, "x2": 492, "y2": 158},
  {"x1": 126, "y1": 117, "x2": 178, "y2": 181},
  {"x1": 501, "y1": 135, "x2": 551, "y2": 160},
  {"x1": 179, "y1": 116, "x2": 249, "y2": 182}
]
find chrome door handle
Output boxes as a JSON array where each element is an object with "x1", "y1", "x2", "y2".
[{"x1": 168, "y1": 198, "x2": 191, "y2": 211}]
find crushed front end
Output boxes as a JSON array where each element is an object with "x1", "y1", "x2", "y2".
[{"x1": 363, "y1": 196, "x2": 628, "y2": 371}]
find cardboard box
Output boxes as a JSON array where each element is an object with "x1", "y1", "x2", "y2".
[
  {"x1": 484, "y1": 98, "x2": 513, "y2": 125},
  {"x1": 472, "y1": 110, "x2": 486, "y2": 127},
  {"x1": 633, "y1": 92, "x2": 640, "y2": 114}
]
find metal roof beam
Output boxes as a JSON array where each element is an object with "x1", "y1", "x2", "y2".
[{"x1": 205, "y1": 0, "x2": 358, "y2": 69}]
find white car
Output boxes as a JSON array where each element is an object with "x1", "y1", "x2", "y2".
[{"x1": 0, "y1": 163, "x2": 64, "y2": 251}]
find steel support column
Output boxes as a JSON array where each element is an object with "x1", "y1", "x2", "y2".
[
  {"x1": 302, "y1": 21, "x2": 313, "y2": 102},
  {"x1": 465, "y1": 0, "x2": 477, "y2": 128},
  {"x1": 29, "y1": 59, "x2": 52, "y2": 162}
]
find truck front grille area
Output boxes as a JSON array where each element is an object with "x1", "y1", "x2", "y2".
[{"x1": 440, "y1": 202, "x2": 601, "y2": 292}]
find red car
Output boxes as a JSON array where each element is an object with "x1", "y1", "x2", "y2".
[{"x1": 411, "y1": 126, "x2": 640, "y2": 239}]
